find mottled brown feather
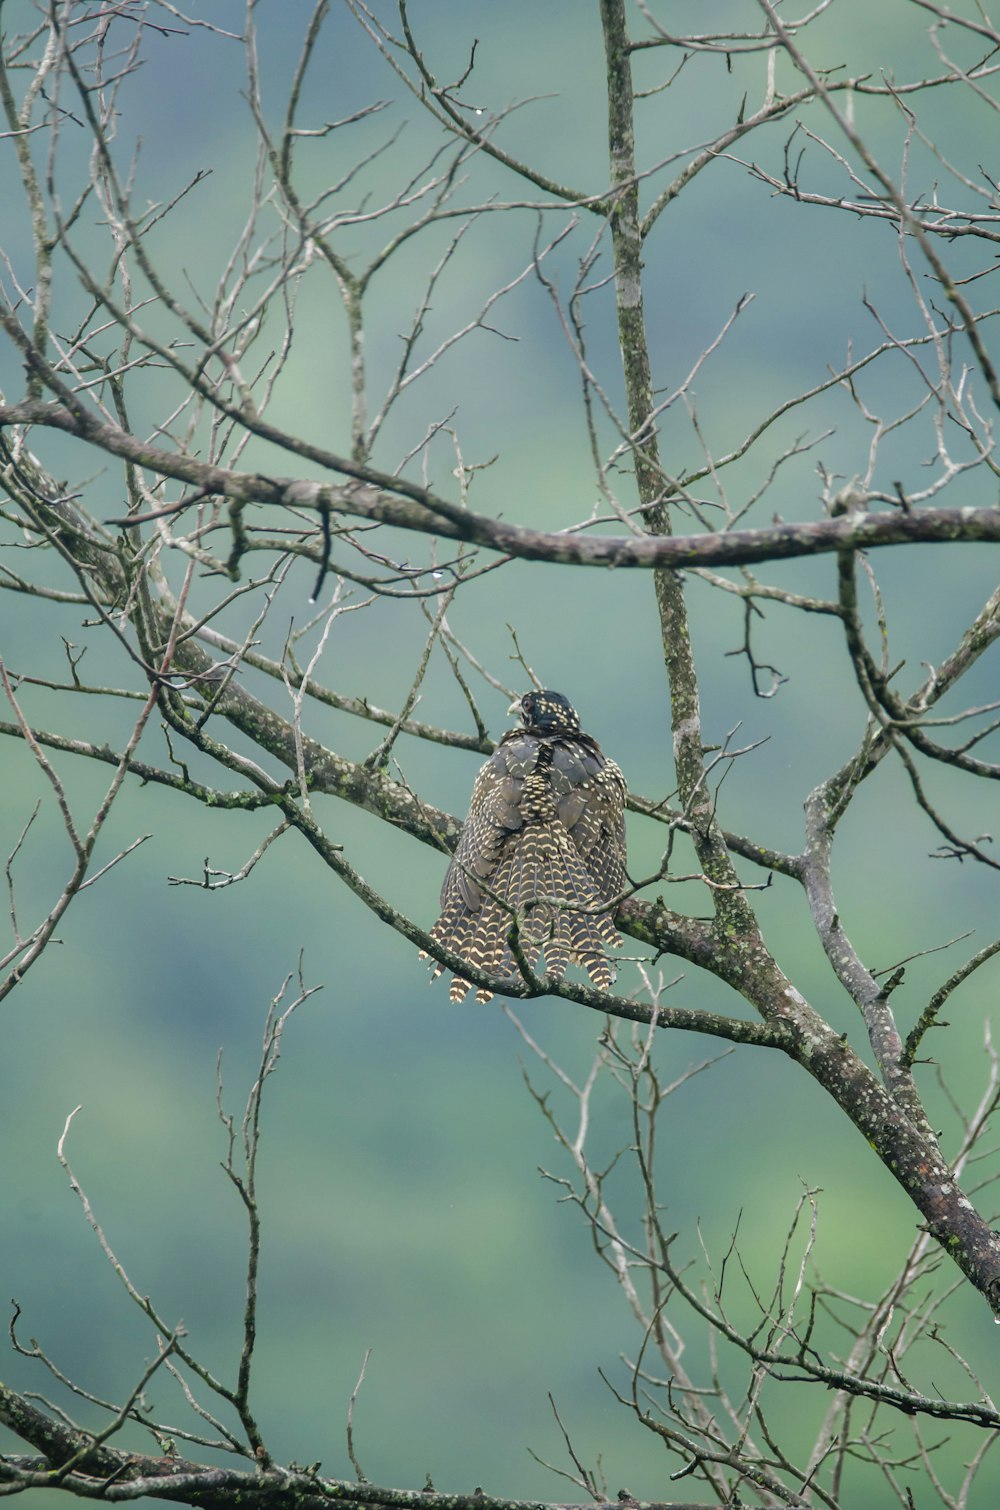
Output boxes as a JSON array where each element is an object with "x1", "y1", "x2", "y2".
[{"x1": 424, "y1": 691, "x2": 627, "y2": 1002}]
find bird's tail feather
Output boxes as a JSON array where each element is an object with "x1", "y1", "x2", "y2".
[{"x1": 425, "y1": 824, "x2": 620, "y2": 1003}]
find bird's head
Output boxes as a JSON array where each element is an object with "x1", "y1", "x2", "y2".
[{"x1": 509, "y1": 689, "x2": 581, "y2": 735}]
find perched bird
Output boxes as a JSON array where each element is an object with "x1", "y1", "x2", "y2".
[{"x1": 426, "y1": 690, "x2": 627, "y2": 1002}]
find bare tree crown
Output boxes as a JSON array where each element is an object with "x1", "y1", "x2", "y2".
[{"x1": 2, "y1": 3, "x2": 1000, "y2": 1508}]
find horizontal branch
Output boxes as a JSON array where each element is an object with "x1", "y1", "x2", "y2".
[
  {"x1": 3, "y1": 399, "x2": 999, "y2": 570},
  {"x1": 0, "y1": 722, "x2": 286, "y2": 809},
  {"x1": 0, "y1": 1380, "x2": 715, "y2": 1510},
  {"x1": 0, "y1": 703, "x2": 794, "y2": 1030}
]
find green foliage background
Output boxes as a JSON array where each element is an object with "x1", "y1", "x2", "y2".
[{"x1": 2, "y1": 3, "x2": 999, "y2": 1505}]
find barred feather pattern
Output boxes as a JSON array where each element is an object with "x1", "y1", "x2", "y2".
[{"x1": 425, "y1": 691, "x2": 627, "y2": 1003}]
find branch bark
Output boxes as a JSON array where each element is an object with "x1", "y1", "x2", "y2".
[
  {"x1": 0, "y1": 1380, "x2": 719, "y2": 1510},
  {"x1": 3, "y1": 400, "x2": 999, "y2": 572}
]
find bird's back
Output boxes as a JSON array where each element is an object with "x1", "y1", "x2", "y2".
[{"x1": 427, "y1": 703, "x2": 627, "y2": 1002}]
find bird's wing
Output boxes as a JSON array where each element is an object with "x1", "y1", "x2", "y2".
[
  {"x1": 438, "y1": 735, "x2": 541, "y2": 912},
  {"x1": 550, "y1": 744, "x2": 628, "y2": 902},
  {"x1": 428, "y1": 727, "x2": 627, "y2": 1003}
]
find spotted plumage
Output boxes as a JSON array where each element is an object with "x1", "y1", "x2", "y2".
[{"x1": 426, "y1": 690, "x2": 627, "y2": 1002}]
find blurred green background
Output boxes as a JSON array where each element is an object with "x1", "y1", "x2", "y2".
[{"x1": 2, "y1": 2, "x2": 1000, "y2": 1506}]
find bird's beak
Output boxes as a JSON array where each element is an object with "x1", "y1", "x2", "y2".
[{"x1": 507, "y1": 698, "x2": 522, "y2": 717}]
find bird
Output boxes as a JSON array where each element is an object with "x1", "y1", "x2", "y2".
[{"x1": 425, "y1": 689, "x2": 627, "y2": 1002}]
